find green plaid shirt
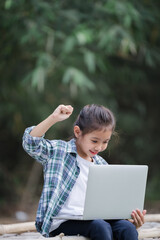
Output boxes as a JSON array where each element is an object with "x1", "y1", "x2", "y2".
[{"x1": 22, "y1": 126, "x2": 107, "y2": 237}]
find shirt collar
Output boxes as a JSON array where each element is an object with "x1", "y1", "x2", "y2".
[
  {"x1": 66, "y1": 138, "x2": 77, "y2": 155},
  {"x1": 92, "y1": 154, "x2": 101, "y2": 164}
]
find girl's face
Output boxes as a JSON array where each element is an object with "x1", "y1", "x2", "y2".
[{"x1": 74, "y1": 126, "x2": 112, "y2": 161}]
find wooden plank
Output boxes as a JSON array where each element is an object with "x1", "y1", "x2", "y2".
[
  {"x1": 138, "y1": 227, "x2": 160, "y2": 238},
  {"x1": 0, "y1": 222, "x2": 36, "y2": 235},
  {"x1": 144, "y1": 214, "x2": 160, "y2": 222},
  {"x1": 1, "y1": 215, "x2": 160, "y2": 238}
]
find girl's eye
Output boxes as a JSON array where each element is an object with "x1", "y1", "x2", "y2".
[{"x1": 92, "y1": 140, "x2": 97, "y2": 143}]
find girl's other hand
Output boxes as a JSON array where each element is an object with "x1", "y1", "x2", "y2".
[
  {"x1": 51, "y1": 104, "x2": 73, "y2": 122},
  {"x1": 128, "y1": 209, "x2": 147, "y2": 229}
]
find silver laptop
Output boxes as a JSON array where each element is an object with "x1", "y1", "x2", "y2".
[{"x1": 54, "y1": 165, "x2": 148, "y2": 220}]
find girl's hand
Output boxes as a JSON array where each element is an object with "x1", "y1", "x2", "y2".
[
  {"x1": 51, "y1": 104, "x2": 73, "y2": 122},
  {"x1": 128, "y1": 209, "x2": 147, "y2": 229}
]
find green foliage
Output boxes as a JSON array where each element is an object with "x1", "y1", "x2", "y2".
[{"x1": 0, "y1": 0, "x2": 160, "y2": 209}]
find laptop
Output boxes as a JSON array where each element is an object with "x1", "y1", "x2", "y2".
[{"x1": 53, "y1": 164, "x2": 148, "y2": 220}]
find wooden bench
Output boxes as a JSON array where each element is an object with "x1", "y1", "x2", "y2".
[{"x1": 0, "y1": 214, "x2": 160, "y2": 239}]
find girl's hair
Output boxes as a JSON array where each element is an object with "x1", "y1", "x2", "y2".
[{"x1": 74, "y1": 104, "x2": 116, "y2": 136}]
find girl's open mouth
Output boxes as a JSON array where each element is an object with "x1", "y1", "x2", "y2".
[{"x1": 90, "y1": 150, "x2": 98, "y2": 155}]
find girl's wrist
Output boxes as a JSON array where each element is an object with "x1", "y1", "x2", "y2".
[{"x1": 48, "y1": 114, "x2": 60, "y2": 125}]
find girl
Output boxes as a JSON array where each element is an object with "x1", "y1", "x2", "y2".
[{"x1": 22, "y1": 104, "x2": 146, "y2": 239}]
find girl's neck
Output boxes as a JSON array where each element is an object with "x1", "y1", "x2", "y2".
[
  {"x1": 78, "y1": 153, "x2": 93, "y2": 162},
  {"x1": 75, "y1": 142, "x2": 92, "y2": 162}
]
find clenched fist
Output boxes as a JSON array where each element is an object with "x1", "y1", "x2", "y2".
[{"x1": 51, "y1": 104, "x2": 74, "y2": 122}]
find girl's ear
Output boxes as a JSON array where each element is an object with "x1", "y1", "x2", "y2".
[{"x1": 74, "y1": 125, "x2": 82, "y2": 138}]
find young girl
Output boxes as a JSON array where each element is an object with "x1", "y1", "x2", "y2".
[{"x1": 22, "y1": 104, "x2": 146, "y2": 239}]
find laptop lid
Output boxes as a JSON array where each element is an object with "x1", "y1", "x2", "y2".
[{"x1": 83, "y1": 165, "x2": 148, "y2": 220}]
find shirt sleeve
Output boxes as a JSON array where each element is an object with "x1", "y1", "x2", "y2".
[{"x1": 22, "y1": 126, "x2": 58, "y2": 165}]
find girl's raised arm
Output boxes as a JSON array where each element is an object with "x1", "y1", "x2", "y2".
[{"x1": 30, "y1": 104, "x2": 73, "y2": 137}]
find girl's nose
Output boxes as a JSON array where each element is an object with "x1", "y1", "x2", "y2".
[{"x1": 95, "y1": 145, "x2": 102, "y2": 151}]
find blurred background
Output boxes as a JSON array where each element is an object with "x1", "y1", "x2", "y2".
[{"x1": 0, "y1": 0, "x2": 160, "y2": 223}]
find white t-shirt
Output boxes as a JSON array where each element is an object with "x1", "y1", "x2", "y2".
[{"x1": 50, "y1": 154, "x2": 93, "y2": 232}]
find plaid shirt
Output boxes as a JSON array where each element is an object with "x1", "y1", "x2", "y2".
[{"x1": 22, "y1": 126, "x2": 107, "y2": 237}]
